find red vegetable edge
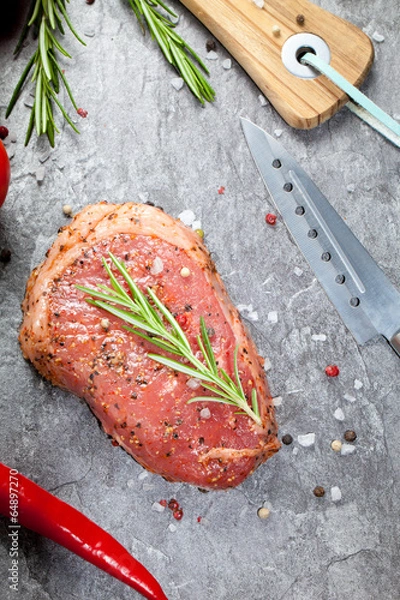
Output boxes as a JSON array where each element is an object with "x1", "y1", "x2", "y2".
[
  {"x1": 0, "y1": 462, "x2": 168, "y2": 600},
  {"x1": 0, "y1": 140, "x2": 10, "y2": 207}
]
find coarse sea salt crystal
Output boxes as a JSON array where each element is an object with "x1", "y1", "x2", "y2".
[
  {"x1": 294, "y1": 267, "x2": 303, "y2": 277},
  {"x1": 192, "y1": 219, "x2": 202, "y2": 230},
  {"x1": 372, "y1": 31, "x2": 385, "y2": 42},
  {"x1": 200, "y1": 407, "x2": 211, "y2": 420},
  {"x1": 330, "y1": 486, "x2": 342, "y2": 502},
  {"x1": 150, "y1": 256, "x2": 163, "y2": 275},
  {"x1": 347, "y1": 184, "x2": 356, "y2": 193},
  {"x1": 171, "y1": 77, "x2": 184, "y2": 91},
  {"x1": 222, "y1": 59, "x2": 232, "y2": 70},
  {"x1": 274, "y1": 129, "x2": 283, "y2": 138},
  {"x1": 344, "y1": 393, "x2": 356, "y2": 403},
  {"x1": 168, "y1": 523, "x2": 177, "y2": 533},
  {"x1": 354, "y1": 379, "x2": 363, "y2": 390},
  {"x1": 268, "y1": 311, "x2": 278, "y2": 323},
  {"x1": 341, "y1": 443, "x2": 356, "y2": 456},
  {"x1": 258, "y1": 94, "x2": 268, "y2": 106},
  {"x1": 186, "y1": 378, "x2": 201, "y2": 390},
  {"x1": 263, "y1": 357, "x2": 272, "y2": 372},
  {"x1": 298, "y1": 433, "x2": 316, "y2": 448},
  {"x1": 36, "y1": 166, "x2": 45, "y2": 183},
  {"x1": 152, "y1": 501, "x2": 166, "y2": 513},
  {"x1": 311, "y1": 334, "x2": 327, "y2": 342},
  {"x1": 206, "y1": 50, "x2": 218, "y2": 60},
  {"x1": 334, "y1": 407, "x2": 345, "y2": 421},
  {"x1": 252, "y1": 0, "x2": 264, "y2": 8},
  {"x1": 273, "y1": 396, "x2": 282, "y2": 407},
  {"x1": 138, "y1": 471, "x2": 148, "y2": 481},
  {"x1": 178, "y1": 209, "x2": 196, "y2": 226}
]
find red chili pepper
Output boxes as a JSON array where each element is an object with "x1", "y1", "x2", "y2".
[{"x1": 0, "y1": 463, "x2": 168, "y2": 600}]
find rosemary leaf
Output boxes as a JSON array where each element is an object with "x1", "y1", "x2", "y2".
[
  {"x1": 78, "y1": 252, "x2": 262, "y2": 426},
  {"x1": 7, "y1": 0, "x2": 84, "y2": 146}
]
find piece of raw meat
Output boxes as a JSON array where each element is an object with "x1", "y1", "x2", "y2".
[{"x1": 19, "y1": 202, "x2": 280, "y2": 489}]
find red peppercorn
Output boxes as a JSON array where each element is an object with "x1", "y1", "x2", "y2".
[
  {"x1": 168, "y1": 498, "x2": 179, "y2": 511},
  {"x1": 77, "y1": 108, "x2": 88, "y2": 118},
  {"x1": 0, "y1": 126, "x2": 9, "y2": 140},
  {"x1": 265, "y1": 213, "x2": 277, "y2": 226},
  {"x1": 197, "y1": 516, "x2": 202, "y2": 523},
  {"x1": 325, "y1": 364, "x2": 340, "y2": 377},
  {"x1": 111, "y1": 440, "x2": 119, "y2": 446},
  {"x1": 175, "y1": 313, "x2": 189, "y2": 329},
  {"x1": 217, "y1": 186, "x2": 225, "y2": 195},
  {"x1": 173, "y1": 508, "x2": 183, "y2": 521},
  {"x1": 159, "y1": 499, "x2": 167, "y2": 507}
]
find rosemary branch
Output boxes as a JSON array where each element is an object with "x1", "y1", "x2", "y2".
[
  {"x1": 126, "y1": 0, "x2": 215, "y2": 104},
  {"x1": 76, "y1": 252, "x2": 261, "y2": 426},
  {"x1": 6, "y1": 0, "x2": 86, "y2": 147}
]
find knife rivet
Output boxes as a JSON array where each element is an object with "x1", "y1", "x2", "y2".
[
  {"x1": 335, "y1": 274, "x2": 346, "y2": 285},
  {"x1": 350, "y1": 297, "x2": 360, "y2": 307},
  {"x1": 295, "y1": 206, "x2": 305, "y2": 216},
  {"x1": 321, "y1": 252, "x2": 331, "y2": 262},
  {"x1": 284, "y1": 182, "x2": 293, "y2": 192},
  {"x1": 272, "y1": 159, "x2": 282, "y2": 169},
  {"x1": 308, "y1": 229, "x2": 318, "y2": 239}
]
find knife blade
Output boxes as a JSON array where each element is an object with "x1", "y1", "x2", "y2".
[{"x1": 241, "y1": 117, "x2": 400, "y2": 357}]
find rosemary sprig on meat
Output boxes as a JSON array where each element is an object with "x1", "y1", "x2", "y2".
[
  {"x1": 76, "y1": 252, "x2": 261, "y2": 426},
  {"x1": 127, "y1": 0, "x2": 215, "y2": 104},
  {"x1": 6, "y1": 0, "x2": 86, "y2": 146}
]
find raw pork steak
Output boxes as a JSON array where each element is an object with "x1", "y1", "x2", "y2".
[{"x1": 19, "y1": 203, "x2": 280, "y2": 489}]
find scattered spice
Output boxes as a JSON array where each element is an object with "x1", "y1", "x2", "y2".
[
  {"x1": 296, "y1": 14, "x2": 305, "y2": 25},
  {"x1": 344, "y1": 430, "x2": 357, "y2": 443},
  {"x1": 265, "y1": 213, "x2": 277, "y2": 226},
  {"x1": 206, "y1": 39, "x2": 216, "y2": 52},
  {"x1": 180, "y1": 266, "x2": 191, "y2": 278},
  {"x1": 330, "y1": 439, "x2": 342, "y2": 452},
  {"x1": 257, "y1": 507, "x2": 270, "y2": 519},
  {"x1": 313, "y1": 486, "x2": 325, "y2": 497},
  {"x1": 217, "y1": 186, "x2": 225, "y2": 195},
  {"x1": 325, "y1": 364, "x2": 340, "y2": 377},
  {"x1": 281, "y1": 434, "x2": 293, "y2": 445},
  {"x1": 77, "y1": 108, "x2": 88, "y2": 118},
  {"x1": 0, "y1": 248, "x2": 11, "y2": 264},
  {"x1": 101, "y1": 318, "x2": 110, "y2": 331},
  {"x1": 195, "y1": 228, "x2": 204, "y2": 238},
  {"x1": 272, "y1": 25, "x2": 281, "y2": 37},
  {"x1": 0, "y1": 126, "x2": 9, "y2": 140},
  {"x1": 159, "y1": 499, "x2": 167, "y2": 507},
  {"x1": 197, "y1": 516, "x2": 202, "y2": 523},
  {"x1": 173, "y1": 508, "x2": 183, "y2": 521},
  {"x1": 167, "y1": 498, "x2": 179, "y2": 511},
  {"x1": 86, "y1": 0, "x2": 96, "y2": 4},
  {"x1": 63, "y1": 204, "x2": 73, "y2": 217}
]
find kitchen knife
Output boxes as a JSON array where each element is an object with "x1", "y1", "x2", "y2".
[{"x1": 241, "y1": 118, "x2": 400, "y2": 357}]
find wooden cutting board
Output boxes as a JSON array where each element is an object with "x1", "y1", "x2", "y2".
[{"x1": 180, "y1": 0, "x2": 374, "y2": 129}]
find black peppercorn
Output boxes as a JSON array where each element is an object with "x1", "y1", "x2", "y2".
[
  {"x1": 344, "y1": 430, "x2": 357, "y2": 442},
  {"x1": 281, "y1": 434, "x2": 293, "y2": 445}
]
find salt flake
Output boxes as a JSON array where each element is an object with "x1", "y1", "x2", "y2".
[
  {"x1": 171, "y1": 77, "x2": 184, "y2": 91},
  {"x1": 272, "y1": 396, "x2": 282, "y2": 407},
  {"x1": 178, "y1": 209, "x2": 196, "y2": 226},
  {"x1": 330, "y1": 486, "x2": 342, "y2": 502},
  {"x1": 341, "y1": 443, "x2": 356, "y2": 456},
  {"x1": 222, "y1": 59, "x2": 232, "y2": 70},
  {"x1": 372, "y1": 31, "x2": 385, "y2": 43},
  {"x1": 297, "y1": 433, "x2": 316, "y2": 448},
  {"x1": 354, "y1": 379, "x2": 363, "y2": 390},
  {"x1": 334, "y1": 407, "x2": 345, "y2": 421},
  {"x1": 258, "y1": 94, "x2": 268, "y2": 106},
  {"x1": 267, "y1": 311, "x2": 278, "y2": 324},
  {"x1": 311, "y1": 334, "x2": 327, "y2": 342},
  {"x1": 152, "y1": 502, "x2": 166, "y2": 513},
  {"x1": 294, "y1": 267, "x2": 303, "y2": 277},
  {"x1": 206, "y1": 50, "x2": 218, "y2": 60}
]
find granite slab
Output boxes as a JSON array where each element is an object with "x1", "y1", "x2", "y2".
[{"x1": 0, "y1": 1, "x2": 399, "y2": 599}]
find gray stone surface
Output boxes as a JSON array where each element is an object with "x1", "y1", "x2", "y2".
[{"x1": 0, "y1": 1, "x2": 399, "y2": 599}]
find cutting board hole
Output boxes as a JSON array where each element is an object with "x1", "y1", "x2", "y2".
[
  {"x1": 296, "y1": 47, "x2": 317, "y2": 64},
  {"x1": 281, "y1": 33, "x2": 330, "y2": 79}
]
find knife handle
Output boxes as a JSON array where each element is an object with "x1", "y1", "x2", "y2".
[{"x1": 388, "y1": 331, "x2": 400, "y2": 357}]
